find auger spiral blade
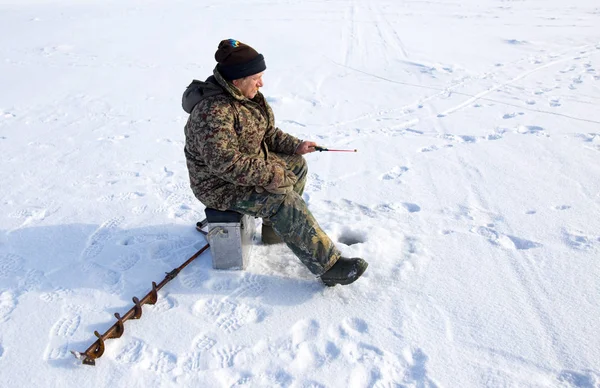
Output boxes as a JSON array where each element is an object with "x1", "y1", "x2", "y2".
[{"x1": 71, "y1": 243, "x2": 210, "y2": 365}]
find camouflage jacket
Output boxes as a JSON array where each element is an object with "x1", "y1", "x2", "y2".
[{"x1": 183, "y1": 68, "x2": 302, "y2": 210}]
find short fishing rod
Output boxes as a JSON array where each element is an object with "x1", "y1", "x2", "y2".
[{"x1": 314, "y1": 146, "x2": 357, "y2": 152}]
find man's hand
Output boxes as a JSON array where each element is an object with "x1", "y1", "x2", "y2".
[{"x1": 295, "y1": 141, "x2": 318, "y2": 155}]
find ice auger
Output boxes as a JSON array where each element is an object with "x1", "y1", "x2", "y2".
[{"x1": 71, "y1": 221, "x2": 210, "y2": 366}]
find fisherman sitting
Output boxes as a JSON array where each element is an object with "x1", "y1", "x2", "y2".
[{"x1": 182, "y1": 39, "x2": 368, "y2": 286}]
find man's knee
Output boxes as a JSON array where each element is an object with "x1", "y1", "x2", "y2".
[
  {"x1": 291, "y1": 154, "x2": 308, "y2": 179},
  {"x1": 299, "y1": 155, "x2": 308, "y2": 173},
  {"x1": 271, "y1": 191, "x2": 309, "y2": 222}
]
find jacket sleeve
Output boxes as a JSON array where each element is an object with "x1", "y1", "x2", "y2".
[
  {"x1": 187, "y1": 98, "x2": 277, "y2": 187},
  {"x1": 263, "y1": 102, "x2": 303, "y2": 155}
]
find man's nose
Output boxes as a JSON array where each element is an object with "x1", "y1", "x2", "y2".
[{"x1": 257, "y1": 79, "x2": 264, "y2": 87}]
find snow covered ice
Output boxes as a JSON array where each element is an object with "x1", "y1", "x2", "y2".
[{"x1": 1, "y1": 0, "x2": 599, "y2": 386}]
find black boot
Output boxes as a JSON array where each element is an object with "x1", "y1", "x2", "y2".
[
  {"x1": 261, "y1": 223, "x2": 283, "y2": 245},
  {"x1": 320, "y1": 257, "x2": 368, "y2": 287}
]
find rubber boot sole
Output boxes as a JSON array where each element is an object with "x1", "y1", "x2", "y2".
[{"x1": 321, "y1": 260, "x2": 368, "y2": 287}]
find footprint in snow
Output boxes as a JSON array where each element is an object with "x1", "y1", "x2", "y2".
[
  {"x1": 341, "y1": 317, "x2": 369, "y2": 335},
  {"x1": 575, "y1": 133, "x2": 600, "y2": 151},
  {"x1": 148, "y1": 237, "x2": 198, "y2": 262},
  {"x1": 486, "y1": 133, "x2": 503, "y2": 141},
  {"x1": 97, "y1": 192, "x2": 144, "y2": 203},
  {"x1": 80, "y1": 261, "x2": 122, "y2": 293},
  {"x1": 0, "y1": 253, "x2": 24, "y2": 279},
  {"x1": 557, "y1": 369, "x2": 599, "y2": 388},
  {"x1": 502, "y1": 112, "x2": 524, "y2": 119},
  {"x1": 229, "y1": 274, "x2": 267, "y2": 298},
  {"x1": 402, "y1": 203, "x2": 421, "y2": 213},
  {"x1": 342, "y1": 342, "x2": 409, "y2": 385},
  {"x1": 1, "y1": 110, "x2": 16, "y2": 119},
  {"x1": 112, "y1": 252, "x2": 141, "y2": 271},
  {"x1": 194, "y1": 297, "x2": 263, "y2": 333},
  {"x1": 149, "y1": 294, "x2": 178, "y2": 313},
  {"x1": 50, "y1": 315, "x2": 81, "y2": 337},
  {"x1": 381, "y1": 166, "x2": 409, "y2": 181},
  {"x1": 516, "y1": 125, "x2": 546, "y2": 135},
  {"x1": 115, "y1": 339, "x2": 146, "y2": 364},
  {"x1": 324, "y1": 199, "x2": 377, "y2": 218},
  {"x1": 471, "y1": 225, "x2": 542, "y2": 250},
  {"x1": 572, "y1": 75, "x2": 584, "y2": 84},
  {"x1": 459, "y1": 135, "x2": 478, "y2": 143},
  {"x1": 549, "y1": 98, "x2": 561, "y2": 107},
  {"x1": 81, "y1": 217, "x2": 124, "y2": 260},
  {"x1": 504, "y1": 39, "x2": 528, "y2": 45},
  {"x1": 19, "y1": 269, "x2": 48, "y2": 292},
  {"x1": 0, "y1": 291, "x2": 17, "y2": 323},
  {"x1": 419, "y1": 144, "x2": 454, "y2": 153},
  {"x1": 44, "y1": 344, "x2": 69, "y2": 361},
  {"x1": 178, "y1": 268, "x2": 208, "y2": 289},
  {"x1": 419, "y1": 145, "x2": 439, "y2": 153},
  {"x1": 191, "y1": 334, "x2": 216, "y2": 352},
  {"x1": 144, "y1": 349, "x2": 177, "y2": 373},
  {"x1": 131, "y1": 205, "x2": 148, "y2": 214},
  {"x1": 559, "y1": 65, "x2": 577, "y2": 73},
  {"x1": 291, "y1": 319, "x2": 320, "y2": 344},
  {"x1": 213, "y1": 345, "x2": 244, "y2": 369},
  {"x1": 562, "y1": 230, "x2": 597, "y2": 251},
  {"x1": 40, "y1": 288, "x2": 72, "y2": 303},
  {"x1": 181, "y1": 352, "x2": 208, "y2": 372},
  {"x1": 404, "y1": 348, "x2": 439, "y2": 386},
  {"x1": 506, "y1": 235, "x2": 543, "y2": 250},
  {"x1": 554, "y1": 205, "x2": 571, "y2": 210}
]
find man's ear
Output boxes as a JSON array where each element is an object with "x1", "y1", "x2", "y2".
[{"x1": 231, "y1": 79, "x2": 241, "y2": 87}]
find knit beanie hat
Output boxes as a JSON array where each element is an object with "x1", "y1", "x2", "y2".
[{"x1": 215, "y1": 39, "x2": 266, "y2": 80}]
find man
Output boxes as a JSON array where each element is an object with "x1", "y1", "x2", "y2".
[{"x1": 182, "y1": 39, "x2": 368, "y2": 286}]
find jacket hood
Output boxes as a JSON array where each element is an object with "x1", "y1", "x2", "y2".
[
  {"x1": 182, "y1": 68, "x2": 252, "y2": 114},
  {"x1": 181, "y1": 75, "x2": 225, "y2": 114}
]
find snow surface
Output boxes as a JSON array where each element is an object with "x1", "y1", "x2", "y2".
[{"x1": 1, "y1": 0, "x2": 599, "y2": 386}]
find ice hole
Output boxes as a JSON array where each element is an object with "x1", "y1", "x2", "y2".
[{"x1": 338, "y1": 230, "x2": 367, "y2": 246}]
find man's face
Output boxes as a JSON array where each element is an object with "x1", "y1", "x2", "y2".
[{"x1": 232, "y1": 72, "x2": 264, "y2": 99}]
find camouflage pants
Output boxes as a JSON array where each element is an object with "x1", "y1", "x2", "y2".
[{"x1": 229, "y1": 153, "x2": 340, "y2": 276}]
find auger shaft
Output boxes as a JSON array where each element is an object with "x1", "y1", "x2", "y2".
[{"x1": 72, "y1": 242, "x2": 210, "y2": 365}]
